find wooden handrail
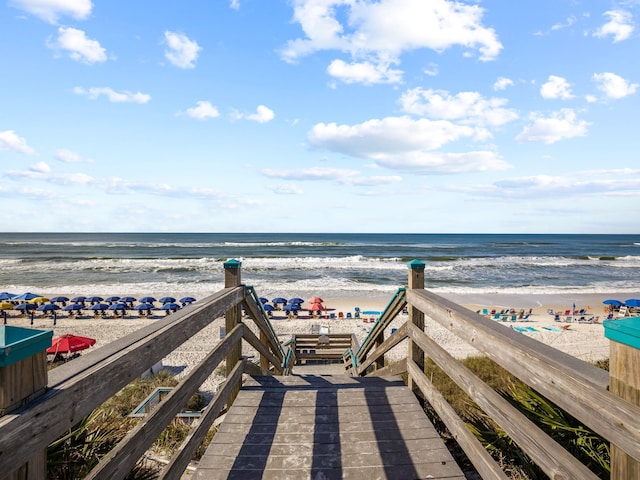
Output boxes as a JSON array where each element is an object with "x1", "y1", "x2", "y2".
[
  {"x1": 86, "y1": 324, "x2": 245, "y2": 479},
  {"x1": 356, "y1": 322, "x2": 407, "y2": 375}
]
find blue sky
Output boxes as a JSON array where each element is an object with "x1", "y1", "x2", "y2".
[{"x1": 1, "y1": 0, "x2": 639, "y2": 233}]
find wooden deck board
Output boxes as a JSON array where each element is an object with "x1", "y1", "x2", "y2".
[{"x1": 195, "y1": 374, "x2": 464, "y2": 479}]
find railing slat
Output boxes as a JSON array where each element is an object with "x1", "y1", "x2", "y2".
[
  {"x1": 242, "y1": 325, "x2": 283, "y2": 374},
  {"x1": 406, "y1": 359, "x2": 509, "y2": 480},
  {"x1": 0, "y1": 287, "x2": 244, "y2": 475},
  {"x1": 356, "y1": 322, "x2": 408, "y2": 375},
  {"x1": 408, "y1": 323, "x2": 600, "y2": 480},
  {"x1": 408, "y1": 289, "x2": 640, "y2": 463},
  {"x1": 85, "y1": 324, "x2": 244, "y2": 480},
  {"x1": 159, "y1": 359, "x2": 246, "y2": 480}
]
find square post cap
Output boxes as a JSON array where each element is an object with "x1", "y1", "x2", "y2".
[
  {"x1": 223, "y1": 259, "x2": 242, "y2": 269},
  {"x1": 604, "y1": 317, "x2": 640, "y2": 349},
  {"x1": 407, "y1": 259, "x2": 425, "y2": 270}
]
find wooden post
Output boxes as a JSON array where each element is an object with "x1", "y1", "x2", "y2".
[
  {"x1": 604, "y1": 318, "x2": 640, "y2": 480},
  {"x1": 407, "y1": 260, "x2": 425, "y2": 393},
  {"x1": 0, "y1": 326, "x2": 52, "y2": 480},
  {"x1": 374, "y1": 330, "x2": 385, "y2": 370},
  {"x1": 259, "y1": 330, "x2": 270, "y2": 371},
  {"x1": 224, "y1": 259, "x2": 242, "y2": 402}
]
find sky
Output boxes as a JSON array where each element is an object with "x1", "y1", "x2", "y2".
[{"x1": 1, "y1": 0, "x2": 639, "y2": 234}]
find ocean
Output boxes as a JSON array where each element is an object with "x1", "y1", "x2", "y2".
[{"x1": 1, "y1": 233, "x2": 639, "y2": 303}]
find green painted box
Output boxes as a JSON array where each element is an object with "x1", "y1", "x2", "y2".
[
  {"x1": 0, "y1": 325, "x2": 53, "y2": 367},
  {"x1": 603, "y1": 317, "x2": 640, "y2": 349}
]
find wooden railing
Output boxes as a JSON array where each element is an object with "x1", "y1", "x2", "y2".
[
  {"x1": 350, "y1": 260, "x2": 640, "y2": 480},
  {"x1": 0, "y1": 261, "x2": 288, "y2": 480}
]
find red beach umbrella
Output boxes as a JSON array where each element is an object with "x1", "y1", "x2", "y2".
[
  {"x1": 308, "y1": 296, "x2": 324, "y2": 304},
  {"x1": 308, "y1": 303, "x2": 327, "y2": 311},
  {"x1": 46, "y1": 334, "x2": 96, "y2": 355}
]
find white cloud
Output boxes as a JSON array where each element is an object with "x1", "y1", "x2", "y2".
[
  {"x1": 307, "y1": 116, "x2": 510, "y2": 173},
  {"x1": 235, "y1": 105, "x2": 275, "y2": 123},
  {"x1": 540, "y1": 75, "x2": 574, "y2": 100},
  {"x1": 262, "y1": 166, "x2": 360, "y2": 181},
  {"x1": 164, "y1": 31, "x2": 201, "y2": 69},
  {"x1": 516, "y1": 108, "x2": 589, "y2": 144},
  {"x1": 551, "y1": 16, "x2": 577, "y2": 31},
  {"x1": 594, "y1": 10, "x2": 634, "y2": 43},
  {"x1": 592, "y1": 72, "x2": 638, "y2": 99},
  {"x1": 281, "y1": 0, "x2": 502, "y2": 84},
  {"x1": 399, "y1": 88, "x2": 518, "y2": 127},
  {"x1": 0, "y1": 130, "x2": 37, "y2": 155},
  {"x1": 9, "y1": 0, "x2": 92, "y2": 24},
  {"x1": 74, "y1": 86, "x2": 151, "y2": 103},
  {"x1": 48, "y1": 27, "x2": 106, "y2": 64},
  {"x1": 230, "y1": 0, "x2": 240, "y2": 10},
  {"x1": 423, "y1": 63, "x2": 438, "y2": 76},
  {"x1": 55, "y1": 148, "x2": 93, "y2": 163},
  {"x1": 30, "y1": 161, "x2": 51, "y2": 173},
  {"x1": 327, "y1": 59, "x2": 403, "y2": 85},
  {"x1": 493, "y1": 77, "x2": 514, "y2": 91},
  {"x1": 185, "y1": 101, "x2": 220, "y2": 120}
]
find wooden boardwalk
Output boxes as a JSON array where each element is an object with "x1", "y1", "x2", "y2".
[{"x1": 195, "y1": 375, "x2": 465, "y2": 480}]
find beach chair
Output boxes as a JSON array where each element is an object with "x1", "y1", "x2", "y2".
[
  {"x1": 354, "y1": 307, "x2": 361, "y2": 319},
  {"x1": 329, "y1": 313, "x2": 335, "y2": 319},
  {"x1": 346, "y1": 312, "x2": 352, "y2": 319},
  {"x1": 618, "y1": 306, "x2": 628, "y2": 318},
  {"x1": 338, "y1": 312, "x2": 344, "y2": 319},
  {"x1": 493, "y1": 313, "x2": 501, "y2": 320},
  {"x1": 481, "y1": 308, "x2": 489, "y2": 316}
]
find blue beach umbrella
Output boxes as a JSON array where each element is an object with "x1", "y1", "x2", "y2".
[
  {"x1": 259, "y1": 297, "x2": 269, "y2": 304},
  {"x1": 13, "y1": 292, "x2": 40, "y2": 301},
  {"x1": 63, "y1": 303, "x2": 84, "y2": 312},
  {"x1": 14, "y1": 303, "x2": 36, "y2": 311},
  {"x1": 263, "y1": 304, "x2": 275, "y2": 311},
  {"x1": 50, "y1": 296, "x2": 69, "y2": 303},
  {"x1": 88, "y1": 303, "x2": 109, "y2": 311},
  {"x1": 159, "y1": 296, "x2": 176, "y2": 304},
  {"x1": 603, "y1": 299, "x2": 623, "y2": 306},
  {"x1": 160, "y1": 302, "x2": 181, "y2": 310},
  {"x1": 134, "y1": 303, "x2": 155, "y2": 311},
  {"x1": 283, "y1": 303, "x2": 301, "y2": 312},
  {"x1": 140, "y1": 296, "x2": 157, "y2": 304},
  {"x1": 179, "y1": 297, "x2": 196, "y2": 304},
  {"x1": 625, "y1": 299, "x2": 640, "y2": 307},
  {"x1": 119, "y1": 296, "x2": 136, "y2": 303},
  {"x1": 272, "y1": 297, "x2": 287, "y2": 305},
  {"x1": 86, "y1": 296, "x2": 104, "y2": 304},
  {"x1": 0, "y1": 292, "x2": 17, "y2": 301},
  {"x1": 36, "y1": 303, "x2": 60, "y2": 312},
  {"x1": 288, "y1": 298, "x2": 304, "y2": 304},
  {"x1": 105, "y1": 296, "x2": 121, "y2": 303}
]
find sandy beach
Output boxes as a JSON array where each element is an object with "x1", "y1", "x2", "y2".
[{"x1": 5, "y1": 290, "x2": 635, "y2": 396}]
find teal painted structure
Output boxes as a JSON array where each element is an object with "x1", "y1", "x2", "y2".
[
  {"x1": 223, "y1": 259, "x2": 241, "y2": 269},
  {"x1": 604, "y1": 317, "x2": 640, "y2": 350},
  {"x1": 407, "y1": 259, "x2": 425, "y2": 269},
  {"x1": 0, "y1": 325, "x2": 53, "y2": 367}
]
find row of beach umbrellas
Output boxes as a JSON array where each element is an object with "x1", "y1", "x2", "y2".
[
  {"x1": 257, "y1": 296, "x2": 327, "y2": 313},
  {"x1": 603, "y1": 299, "x2": 640, "y2": 308},
  {"x1": 0, "y1": 292, "x2": 196, "y2": 314}
]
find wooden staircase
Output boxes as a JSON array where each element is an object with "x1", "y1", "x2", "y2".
[{"x1": 194, "y1": 374, "x2": 464, "y2": 479}]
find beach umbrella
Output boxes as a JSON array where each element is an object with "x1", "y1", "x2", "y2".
[
  {"x1": 308, "y1": 296, "x2": 324, "y2": 304},
  {"x1": 13, "y1": 292, "x2": 40, "y2": 301},
  {"x1": 259, "y1": 297, "x2": 269, "y2": 304},
  {"x1": 603, "y1": 299, "x2": 623, "y2": 306},
  {"x1": 108, "y1": 303, "x2": 128, "y2": 311},
  {"x1": 625, "y1": 299, "x2": 640, "y2": 307},
  {"x1": 262, "y1": 304, "x2": 275, "y2": 311},
  {"x1": 159, "y1": 296, "x2": 176, "y2": 304},
  {"x1": 46, "y1": 334, "x2": 96, "y2": 355},
  {"x1": 179, "y1": 296, "x2": 196, "y2": 304},
  {"x1": 283, "y1": 303, "x2": 301, "y2": 312},
  {"x1": 62, "y1": 303, "x2": 84, "y2": 312},
  {"x1": 288, "y1": 298, "x2": 304, "y2": 304},
  {"x1": 86, "y1": 296, "x2": 104, "y2": 304},
  {"x1": 134, "y1": 303, "x2": 155, "y2": 311},
  {"x1": 119, "y1": 296, "x2": 136, "y2": 303},
  {"x1": 14, "y1": 303, "x2": 36, "y2": 311},
  {"x1": 50, "y1": 296, "x2": 69, "y2": 303},
  {"x1": 0, "y1": 292, "x2": 16, "y2": 301},
  {"x1": 140, "y1": 296, "x2": 157, "y2": 304},
  {"x1": 36, "y1": 303, "x2": 60, "y2": 312},
  {"x1": 71, "y1": 296, "x2": 86, "y2": 303},
  {"x1": 88, "y1": 303, "x2": 109, "y2": 311},
  {"x1": 308, "y1": 303, "x2": 326, "y2": 311},
  {"x1": 105, "y1": 296, "x2": 120, "y2": 303},
  {"x1": 28, "y1": 297, "x2": 50, "y2": 304},
  {"x1": 272, "y1": 297, "x2": 287, "y2": 305},
  {"x1": 160, "y1": 302, "x2": 181, "y2": 311},
  {"x1": 0, "y1": 302, "x2": 15, "y2": 310}
]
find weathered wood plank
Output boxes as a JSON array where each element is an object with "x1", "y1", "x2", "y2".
[
  {"x1": 408, "y1": 288, "x2": 640, "y2": 463},
  {"x1": 409, "y1": 322, "x2": 599, "y2": 480},
  {"x1": 242, "y1": 324, "x2": 283, "y2": 374},
  {"x1": 356, "y1": 322, "x2": 407, "y2": 374}
]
